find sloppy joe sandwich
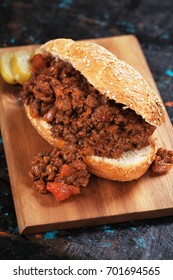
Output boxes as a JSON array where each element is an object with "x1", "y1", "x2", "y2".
[{"x1": 20, "y1": 38, "x2": 172, "y2": 201}]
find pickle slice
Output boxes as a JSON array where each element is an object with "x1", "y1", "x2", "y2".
[
  {"x1": 0, "y1": 52, "x2": 17, "y2": 84},
  {"x1": 11, "y1": 50, "x2": 32, "y2": 84}
]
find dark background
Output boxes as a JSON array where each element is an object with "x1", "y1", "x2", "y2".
[{"x1": 0, "y1": 0, "x2": 173, "y2": 259}]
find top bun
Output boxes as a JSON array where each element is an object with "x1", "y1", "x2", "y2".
[{"x1": 41, "y1": 38, "x2": 165, "y2": 126}]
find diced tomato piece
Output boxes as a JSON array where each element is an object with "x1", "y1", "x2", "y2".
[
  {"x1": 30, "y1": 54, "x2": 45, "y2": 72},
  {"x1": 46, "y1": 182, "x2": 80, "y2": 201},
  {"x1": 59, "y1": 164, "x2": 75, "y2": 179}
]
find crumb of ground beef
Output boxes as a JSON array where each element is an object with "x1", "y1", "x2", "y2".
[{"x1": 151, "y1": 148, "x2": 173, "y2": 174}]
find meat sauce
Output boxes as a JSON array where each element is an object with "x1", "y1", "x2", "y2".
[
  {"x1": 20, "y1": 53, "x2": 168, "y2": 201},
  {"x1": 151, "y1": 148, "x2": 173, "y2": 174},
  {"x1": 30, "y1": 147, "x2": 90, "y2": 201}
]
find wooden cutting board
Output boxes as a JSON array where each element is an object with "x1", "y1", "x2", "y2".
[{"x1": 0, "y1": 35, "x2": 173, "y2": 235}]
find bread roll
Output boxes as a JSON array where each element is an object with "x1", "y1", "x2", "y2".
[{"x1": 23, "y1": 38, "x2": 165, "y2": 181}]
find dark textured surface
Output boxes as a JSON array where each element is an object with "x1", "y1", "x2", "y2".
[{"x1": 0, "y1": 0, "x2": 173, "y2": 260}]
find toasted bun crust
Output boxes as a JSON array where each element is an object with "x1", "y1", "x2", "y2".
[
  {"x1": 41, "y1": 38, "x2": 165, "y2": 126},
  {"x1": 85, "y1": 144, "x2": 156, "y2": 181},
  {"x1": 25, "y1": 105, "x2": 156, "y2": 181}
]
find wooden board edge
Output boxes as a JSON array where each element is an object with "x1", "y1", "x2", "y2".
[{"x1": 21, "y1": 207, "x2": 173, "y2": 235}]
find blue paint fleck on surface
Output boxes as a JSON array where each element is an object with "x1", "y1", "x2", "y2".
[
  {"x1": 116, "y1": 19, "x2": 127, "y2": 26},
  {"x1": 104, "y1": 13, "x2": 110, "y2": 20},
  {"x1": 67, "y1": 235, "x2": 72, "y2": 239},
  {"x1": 43, "y1": 230, "x2": 59, "y2": 240},
  {"x1": 151, "y1": 236, "x2": 156, "y2": 240},
  {"x1": 161, "y1": 33, "x2": 169, "y2": 39},
  {"x1": 100, "y1": 21, "x2": 107, "y2": 27},
  {"x1": 165, "y1": 69, "x2": 173, "y2": 77},
  {"x1": 133, "y1": 237, "x2": 147, "y2": 249},
  {"x1": 131, "y1": 226, "x2": 137, "y2": 231},
  {"x1": 12, "y1": 226, "x2": 19, "y2": 234},
  {"x1": 10, "y1": 38, "x2": 16, "y2": 44},
  {"x1": 116, "y1": 19, "x2": 136, "y2": 33},
  {"x1": 77, "y1": 13, "x2": 85, "y2": 19},
  {"x1": 28, "y1": 35, "x2": 35, "y2": 43},
  {"x1": 58, "y1": 0, "x2": 73, "y2": 9},
  {"x1": 126, "y1": 27, "x2": 136, "y2": 34},
  {"x1": 102, "y1": 241, "x2": 111, "y2": 248},
  {"x1": 102, "y1": 225, "x2": 115, "y2": 234},
  {"x1": 8, "y1": 226, "x2": 19, "y2": 235}
]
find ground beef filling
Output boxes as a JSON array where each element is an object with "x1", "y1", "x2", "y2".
[
  {"x1": 21, "y1": 53, "x2": 156, "y2": 201},
  {"x1": 21, "y1": 53, "x2": 156, "y2": 157},
  {"x1": 30, "y1": 147, "x2": 90, "y2": 201}
]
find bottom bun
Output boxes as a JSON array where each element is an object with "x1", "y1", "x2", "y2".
[
  {"x1": 85, "y1": 143, "x2": 156, "y2": 181},
  {"x1": 25, "y1": 105, "x2": 156, "y2": 181}
]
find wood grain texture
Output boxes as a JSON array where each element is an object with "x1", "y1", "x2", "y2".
[{"x1": 0, "y1": 35, "x2": 173, "y2": 235}]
